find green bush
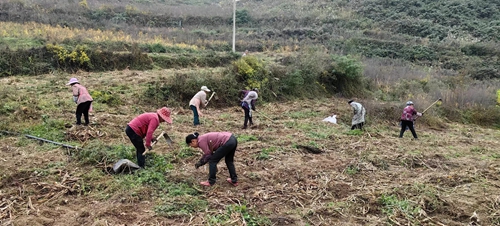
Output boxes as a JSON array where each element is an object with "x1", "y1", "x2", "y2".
[
  {"x1": 143, "y1": 71, "x2": 240, "y2": 108},
  {"x1": 232, "y1": 56, "x2": 269, "y2": 90},
  {"x1": 321, "y1": 54, "x2": 366, "y2": 97},
  {"x1": 90, "y1": 90, "x2": 122, "y2": 106},
  {"x1": 463, "y1": 106, "x2": 500, "y2": 127},
  {"x1": 146, "y1": 43, "x2": 167, "y2": 53}
]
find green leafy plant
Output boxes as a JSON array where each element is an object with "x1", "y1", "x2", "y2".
[
  {"x1": 345, "y1": 165, "x2": 359, "y2": 175},
  {"x1": 257, "y1": 147, "x2": 276, "y2": 160},
  {"x1": 236, "y1": 134, "x2": 258, "y2": 142},
  {"x1": 346, "y1": 129, "x2": 363, "y2": 136}
]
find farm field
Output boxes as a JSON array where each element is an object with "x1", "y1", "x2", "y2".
[{"x1": 1, "y1": 70, "x2": 500, "y2": 225}]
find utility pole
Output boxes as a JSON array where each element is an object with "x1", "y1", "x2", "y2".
[{"x1": 232, "y1": 0, "x2": 239, "y2": 52}]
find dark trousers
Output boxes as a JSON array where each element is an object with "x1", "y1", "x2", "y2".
[
  {"x1": 242, "y1": 107, "x2": 253, "y2": 127},
  {"x1": 351, "y1": 122, "x2": 364, "y2": 130},
  {"x1": 125, "y1": 125, "x2": 146, "y2": 167},
  {"x1": 76, "y1": 101, "x2": 92, "y2": 125},
  {"x1": 190, "y1": 105, "x2": 200, "y2": 125},
  {"x1": 208, "y1": 135, "x2": 238, "y2": 185},
  {"x1": 399, "y1": 120, "x2": 418, "y2": 138}
]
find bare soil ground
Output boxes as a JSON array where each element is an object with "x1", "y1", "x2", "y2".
[{"x1": 1, "y1": 71, "x2": 500, "y2": 225}]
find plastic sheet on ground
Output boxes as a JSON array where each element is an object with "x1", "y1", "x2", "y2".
[{"x1": 322, "y1": 115, "x2": 337, "y2": 124}]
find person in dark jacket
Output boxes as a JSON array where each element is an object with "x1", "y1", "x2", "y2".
[
  {"x1": 239, "y1": 88, "x2": 258, "y2": 129},
  {"x1": 399, "y1": 101, "x2": 423, "y2": 139},
  {"x1": 186, "y1": 132, "x2": 238, "y2": 187}
]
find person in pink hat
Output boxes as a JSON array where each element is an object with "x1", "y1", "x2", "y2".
[
  {"x1": 126, "y1": 107, "x2": 173, "y2": 168},
  {"x1": 67, "y1": 78, "x2": 93, "y2": 126}
]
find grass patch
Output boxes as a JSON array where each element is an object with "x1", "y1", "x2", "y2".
[
  {"x1": 207, "y1": 204, "x2": 271, "y2": 226},
  {"x1": 379, "y1": 194, "x2": 421, "y2": 224},
  {"x1": 155, "y1": 197, "x2": 208, "y2": 218},
  {"x1": 284, "y1": 110, "x2": 320, "y2": 119},
  {"x1": 345, "y1": 129, "x2": 363, "y2": 136},
  {"x1": 345, "y1": 165, "x2": 359, "y2": 175},
  {"x1": 23, "y1": 115, "x2": 66, "y2": 141},
  {"x1": 236, "y1": 134, "x2": 258, "y2": 142},
  {"x1": 256, "y1": 147, "x2": 277, "y2": 160}
]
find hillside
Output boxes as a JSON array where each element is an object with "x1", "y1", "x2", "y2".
[
  {"x1": 1, "y1": 0, "x2": 500, "y2": 225},
  {"x1": 0, "y1": 71, "x2": 500, "y2": 225},
  {"x1": 1, "y1": 70, "x2": 500, "y2": 225},
  {"x1": 1, "y1": 0, "x2": 499, "y2": 79}
]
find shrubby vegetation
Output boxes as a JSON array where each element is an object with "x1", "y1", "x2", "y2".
[{"x1": 0, "y1": 0, "x2": 499, "y2": 128}]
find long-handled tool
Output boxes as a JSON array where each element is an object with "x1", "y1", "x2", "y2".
[
  {"x1": 205, "y1": 91, "x2": 216, "y2": 107},
  {"x1": 143, "y1": 131, "x2": 173, "y2": 156},
  {"x1": 422, "y1": 98, "x2": 443, "y2": 114},
  {"x1": 254, "y1": 110, "x2": 273, "y2": 121}
]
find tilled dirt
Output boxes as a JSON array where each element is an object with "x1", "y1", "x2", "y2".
[{"x1": 1, "y1": 72, "x2": 500, "y2": 225}]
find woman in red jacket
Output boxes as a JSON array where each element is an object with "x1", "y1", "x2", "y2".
[
  {"x1": 126, "y1": 107, "x2": 172, "y2": 168},
  {"x1": 185, "y1": 132, "x2": 238, "y2": 187}
]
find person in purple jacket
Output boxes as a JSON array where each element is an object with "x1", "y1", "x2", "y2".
[
  {"x1": 399, "y1": 101, "x2": 423, "y2": 139},
  {"x1": 239, "y1": 88, "x2": 258, "y2": 129},
  {"x1": 126, "y1": 107, "x2": 173, "y2": 167},
  {"x1": 185, "y1": 132, "x2": 238, "y2": 187}
]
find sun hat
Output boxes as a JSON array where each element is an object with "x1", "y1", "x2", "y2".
[
  {"x1": 406, "y1": 101, "x2": 414, "y2": 105},
  {"x1": 157, "y1": 107, "x2": 173, "y2": 124},
  {"x1": 201, "y1": 86, "x2": 211, "y2": 92},
  {"x1": 67, "y1": 78, "x2": 79, "y2": 85}
]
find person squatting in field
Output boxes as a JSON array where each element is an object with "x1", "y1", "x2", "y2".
[
  {"x1": 399, "y1": 101, "x2": 423, "y2": 139},
  {"x1": 239, "y1": 88, "x2": 258, "y2": 129},
  {"x1": 125, "y1": 107, "x2": 172, "y2": 168},
  {"x1": 67, "y1": 78, "x2": 93, "y2": 126},
  {"x1": 186, "y1": 132, "x2": 238, "y2": 187},
  {"x1": 189, "y1": 86, "x2": 211, "y2": 126},
  {"x1": 348, "y1": 100, "x2": 366, "y2": 130}
]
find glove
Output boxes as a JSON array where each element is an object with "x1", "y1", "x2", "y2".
[
  {"x1": 146, "y1": 145, "x2": 153, "y2": 151},
  {"x1": 151, "y1": 137, "x2": 157, "y2": 143},
  {"x1": 195, "y1": 162, "x2": 202, "y2": 169},
  {"x1": 251, "y1": 107, "x2": 256, "y2": 111}
]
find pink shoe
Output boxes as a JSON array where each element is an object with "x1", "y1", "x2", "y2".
[
  {"x1": 226, "y1": 178, "x2": 238, "y2": 186},
  {"x1": 200, "y1": 181, "x2": 211, "y2": 186}
]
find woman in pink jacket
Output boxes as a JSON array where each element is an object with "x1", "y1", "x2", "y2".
[
  {"x1": 185, "y1": 132, "x2": 238, "y2": 187},
  {"x1": 67, "y1": 78, "x2": 93, "y2": 126}
]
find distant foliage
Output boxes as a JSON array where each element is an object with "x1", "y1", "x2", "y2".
[
  {"x1": 142, "y1": 71, "x2": 240, "y2": 108},
  {"x1": 461, "y1": 42, "x2": 500, "y2": 57},
  {"x1": 321, "y1": 55, "x2": 366, "y2": 97},
  {"x1": 90, "y1": 90, "x2": 122, "y2": 106},
  {"x1": 356, "y1": 0, "x2": 500, "y2": 41},
  {"x1": 232, "y1": 56, "x2": 268, "y2": 91},
  {"x1": 497, "y1": 90, "x2": 500, "y2": 106},
  {"x1": 46, "y1": 44, "x2": 92, "y2": 71},
  {"x1": 235, "y1": 9, "x2": 252, "y2": 24}
]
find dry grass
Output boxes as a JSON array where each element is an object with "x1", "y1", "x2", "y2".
[{"x1": 1, "y1": 70, "x2": 500, "y2": 225}]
